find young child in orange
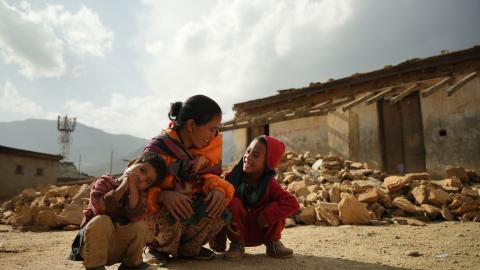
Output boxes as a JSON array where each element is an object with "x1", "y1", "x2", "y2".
[
  {"x1": 69, "y1": 152, "x2": 167, "y2": 270},
  {"x1": 223, "y1": 135, "x2": 300, "y2": 260}
]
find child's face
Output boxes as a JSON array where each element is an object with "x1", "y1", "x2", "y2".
[
  {"x1": 243, "y1": 139, "x2": 267, "y2": 175},
  {"x1": 124, "y1": 162, "x2": 158, "y2": 191}
]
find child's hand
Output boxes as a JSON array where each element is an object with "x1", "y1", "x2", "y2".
[{"x1": 124, "y1": 172, "x2": 140, "y2": 190}]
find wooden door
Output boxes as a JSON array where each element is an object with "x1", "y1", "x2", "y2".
[{"x1": 379, "y1": 92, "x2": 426, "y2": 174}]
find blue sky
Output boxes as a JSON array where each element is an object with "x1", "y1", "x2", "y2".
[{"x1": 1, "y1": 0, "x2": 479, "y2": 139}]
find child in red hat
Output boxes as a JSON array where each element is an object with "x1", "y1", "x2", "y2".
[{"x1": 218, "y1": 135, "x2": 300, "y2": 260}]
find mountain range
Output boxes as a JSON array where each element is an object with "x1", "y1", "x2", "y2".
[{"x1": 0, "y1": 119, "x2": 235, "y2": 176}]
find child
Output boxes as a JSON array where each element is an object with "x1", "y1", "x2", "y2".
[
  {"x1": 69, "y1": 152, "x2": 167, "y2": 270},
  {"x1": 222, "y1": 135, "x2": 300, "y2": 260}
]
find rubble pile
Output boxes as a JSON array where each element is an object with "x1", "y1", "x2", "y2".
[
  {"x1": 0, "y1": 181, "x2": 93, "y2": 231},
  {"x1": 1, "y1": 151, "x2": 479, "y2": 231},
  {"x1": 277, "y1": 151, "x2": 480, "y2": 227}
]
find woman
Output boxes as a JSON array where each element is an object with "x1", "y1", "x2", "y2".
[{"x1": 144, "y1": 95, "x2": 234, "y2": 262}]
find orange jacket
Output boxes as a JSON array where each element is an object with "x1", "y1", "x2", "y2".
[{"x1": 145, "y1": 129, "x2": 234, "y2": 214}]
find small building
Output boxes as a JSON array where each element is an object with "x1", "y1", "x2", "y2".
[
  {"x1": 0, "y1": 145, "x2": 62, "y2": 198},
  {"x1": 222, "y1": 46, "x2": 480, "y2": 177}
]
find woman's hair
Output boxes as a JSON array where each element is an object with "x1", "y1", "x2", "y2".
[{"x1": 168, "y1": 95, "x2": 222, "y2": 130}]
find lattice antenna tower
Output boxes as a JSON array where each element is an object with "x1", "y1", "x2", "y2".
[{"x1": 57, "y1": 115, "x2": 76, "y2": 160}]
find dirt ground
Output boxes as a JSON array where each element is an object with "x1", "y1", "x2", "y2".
[{"x1": 0, "y1": 221, "x2": 479, "y2": 270}]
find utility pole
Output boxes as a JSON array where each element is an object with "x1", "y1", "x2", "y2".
[
  {"x1": 109, "y1": 151, "x2": 113, "y2": 175},
  {"x1": 78, "y1": 154, "x2": 82, "y2": 176}
]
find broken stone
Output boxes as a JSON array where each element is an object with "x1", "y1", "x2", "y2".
[
  {"x1": 311, "y1": 159, "x2": 323, "y2": 171},
  {"x1": 393, "y1": 217, "x2": 426, "y2": 226},
  {"x1": 357, "y1": 188, "x2": 381, "y2": 204},
  {"x1": 35, "y1": 210, "x2": 58, "y2": 229},
  {"x1": 441, "y1": 205, "x2": 454, "y2": 221},
  {"x1": 295, "y1": 187, "x2": 311, "y2": 198},
  {"x1": 329, "y1": 186, "x2": 341, "y2": 203},
  {"x1": 288, "y1": 181, "x2": 306, "y2": 194},
  {"x1": 315, "y1": 206, "x2": 340, "y2": 226},
  {"x1": 292, "y1": 166, "x2": 305, "y2": 177},
  {"x1": 21, "y1": 188, "x2": 39, "y2": 201},
  {"x1": 46, "y1": 186, "x2": 70, "y2": 198},
  {"x1": 56, "y1": 203, "x2": 84, "y2": 226},
  {"x1": 384, "y1": 176, "x2": 411, "y2": 193},
  {"x1": 446, "y1": 167, "x2": 469, "y2": 183},
  {"x1": 316, "y1": 202, "x2": 339, "y2": 212},
  {"x1": 349, "y1": 162, "x2": 364, "y2": 170},
  {"x1": 428, "y1": 187, "x2": 451, "y2": 206},
  {"x1": 392, "y1": 197, "x2": 424, "y2": 214},
  {"x1": 462, "y1": 211, "x2": 480, "y2": 221},
  {"x1": 369, "y1": 220, "x2": 388, "y2": 226},
  {"x1": 431, "y1": 178, "x2": 463, "y2": 192},
  {"x1": 351, "y1": 169, "x2": 373, "y2": 178},
  {"x1": 461, "y1": 187, "x2": 479, "y2": 198},
  {"x1": 448, "y1": 195, "x2": 473, "y2": 210},
  {"x1": 411, "y1": 185, "x2": 428, "y2": 204},
  {"x1": 285, "y1": 218, "x2": 296, "y2": 228},
  {"x1": 338, "y1": 193, "x2": 371, "y2": 225},
  {"x1": 9, "y1": 207, "x2": 33, "y2": 227},
  {"x1": 317, "y1": 190, "x2": 330, "y2": 201},
  {"x1": 305, "y1": 193, "x2": 318, "y2": 204},
  {"x1": 451, "y1": 200, "x2": 478, "y2": 216},
  {"x1": 420, "y1": 204, "x2": 442, "y2": 218},
  {"x1": 405, "y1": 172, "x2": 430, "y2": 181},
  {"x1": 283, "y1": 174, "x2": 298, "y2": 184},
  {"x1": 297, "y1": 207, "x2": 316, "y2": 225},
  {"x1": 368, "y1": 203, "x2": 386, "y2": 220}
]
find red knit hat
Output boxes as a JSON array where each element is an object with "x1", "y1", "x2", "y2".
[{"x1": 258, "y1": 135, "x2": 285, "y2": 170}]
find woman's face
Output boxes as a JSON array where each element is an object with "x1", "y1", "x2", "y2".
[
  {"x1": 243, "y1": 139, "x2": 266, "y2": 175},
  {"x1": 188, "y1": 114, "x2": 221, "y2": 149}
]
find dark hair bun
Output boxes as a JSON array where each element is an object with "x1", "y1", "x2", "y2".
[{"x1": 168, "y1": 102, "x2": 183, "y2": 120}]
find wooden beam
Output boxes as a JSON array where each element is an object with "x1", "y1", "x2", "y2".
[
  {"x1": 342, "y1": 91, "x2": 379, "y2": 111},
  {"x1": 421, "y1": 77, "x2": 452, "y2": 97},
  {"x1": 447, "y1": 71, "x2": 478, "y2": 96},
  {"x1": 311, "y1": 99, "x2": 332, "y2": 109},
  {"x1": 365, "y1": 87, "x2": 395, "y2": 105},
  {"x1": 390, "y1": 84, "x2": 418, "y2": 104}
]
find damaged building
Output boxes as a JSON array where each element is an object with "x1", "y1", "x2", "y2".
[{"x1": 221, "y1": 46, "x2": 480, "y2": 177}]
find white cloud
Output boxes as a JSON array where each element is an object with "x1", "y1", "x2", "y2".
[
  {"x1": 0, "y1": 1, "x2": 113, "y2": 79},
  {"x1": 140, "y1": 0, "x2": 353, "y2": 119},
  {"x1": 0, "y1": 0, "x2": 65, "y2": 79},
  {"x1": 42, "y1": 5, "x2": 114, "y2": 57},
  {"x1": 63, "y1": 94, "x2": 171, "y2": 139},
  {"x1": 0, "y1": 81, "x2": 57, "y2": 120}
]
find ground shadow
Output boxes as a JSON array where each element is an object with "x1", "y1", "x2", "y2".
[{"x1": 154, "y1": 253, "x2": 411, "y2": 270}]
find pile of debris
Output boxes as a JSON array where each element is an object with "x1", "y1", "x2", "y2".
[
  {"x1": 1, "y1": 152, "x2": 479, "y2": 231},
  {"x1": 0, "y1": 181, "x2": 93, "y2": 231},
  {"x1": 277, "y1": 151, "x2": 480, "y2": 227}
]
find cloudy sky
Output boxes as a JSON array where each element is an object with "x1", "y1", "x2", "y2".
[{"x1": 1, "y1": 0, "x2": 479, "y2": 139}]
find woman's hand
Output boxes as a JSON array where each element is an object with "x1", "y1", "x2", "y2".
[
  {"x1": 158, "y1": 190, "x2": 194, "y2": 221},
  {"x1": 205, "y1": 189, "x2": 225, "y2": 218}
]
